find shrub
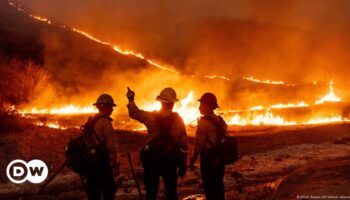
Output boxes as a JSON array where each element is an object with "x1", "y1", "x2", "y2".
[{"x1": 0, "y1": 58, "x2": 46, "y2": 132}]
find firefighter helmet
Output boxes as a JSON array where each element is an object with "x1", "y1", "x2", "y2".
[
  {"x1": 156, "y1": 87, "x2": 179, "y2": 103},
  {"x1": 93, "y1": 94, "x2": 116, "y2": 106},
  {"x1": 198, "y1": 92, "x2": 219, "y2": 109}
]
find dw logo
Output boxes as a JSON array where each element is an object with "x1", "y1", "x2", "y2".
[{"x1": 6, "y1": 159, "x2": 48, "y2": 184}]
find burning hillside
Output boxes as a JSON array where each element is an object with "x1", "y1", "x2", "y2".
[
  {"x1": 1, "y1": 1, "x2": 350, "y2": 200},
  {"x1": 17, "y1": 79, "x2": 350, "y2": 130},
  {"x1": 2, "y1": 0, "x2": 350, "y2": 130}
]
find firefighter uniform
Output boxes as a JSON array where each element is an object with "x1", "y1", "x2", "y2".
[
  {"x1": 127, "y1": 100, "x2": 188, "y2": 200},
  {"x1": 193, "y1": 114, "x2": 227, "y2": 200},
  {"x1": 84, "y1": 93, "x2": 118, "y2": 200}
]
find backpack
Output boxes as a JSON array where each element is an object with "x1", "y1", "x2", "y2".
[
  {"x1": 65, "y1": 116, "x2": 109, "y2": 175},
  {"x1": 203, "y1": 115, "x2": 239, "y2": 165},
  {"x1": 139, "y1": 112, "x2": 182, "y2": 168}
]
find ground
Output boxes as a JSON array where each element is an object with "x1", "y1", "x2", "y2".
[{"x1": 0, "y1": 121, "x2": 349, "y2": 200}]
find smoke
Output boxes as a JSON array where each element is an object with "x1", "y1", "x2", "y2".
[
  {"x1": 15, "y1": 0, "x2": 350, "y2": 81},
  {"x1": 7, "y1": 0, "x2": 350, "y2": 111}
]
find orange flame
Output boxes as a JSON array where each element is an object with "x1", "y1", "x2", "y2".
[
  {"x1": 20, "y1": 105, "x2": 97, "y2": 115},
  {"x1": 30, "y1": 15, "x2": 51, "y2": 24},
  {"x1": 228, "y1": 112, "x2": 297, "y2": 126},
  {"x1": 143, "y1": 91, "x2": 200, "y2": 124},
  {"x1": 315, "y1": 81, "x2": 341, "y2": 104},
  {"x1": 305, "y1": 116, "x2": 347, "y2": 124},
  {"x1": 35, "y1": 121, "x2": 67, "y2": 130},
  {"x1": 8, "y1": 1, "x2": 350, "y2": 127},
  {"x1": 19, "y1": 87, "x2": 349, "y2": 127},
  {"x1": 8, "y1": 0, "x2": 178, "y2": 74},
  {"x1": 243, "y1": 76, "x2": 296, "y2": 86},
  {"x1": 204, "y1": 75, "x2": 231, "y2": 81},
  {"x1": 71, "y1": 28, "x2": 179, "y2": 74}
]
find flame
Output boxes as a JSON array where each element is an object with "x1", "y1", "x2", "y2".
[
  {"x1": 204, "y1": 75, "x2": 231, "y2": 81},
  {"x1": 71, "y1": 29, "x2": 179, "y2": 74},
  {"x1": 35, "y1": 121, "x2": 67, "y2": 130},
  {"x1": 8, "y1": 0, "x2": 178, "y2": 74},
  {"x1": 227, "y1": 112, "x2": 349, "y2": 126},
  {"x1": 143, "y1": 102, "x2": 162, "y2": 112},
  {"x1": 71, "y1": 28, "x2": 179, "y2": 74},
  {"x1": 143, "y1": 91, "x2": 200, "y2": 124},
  {"x1": 31, "y1": 15, "x2": 51, "y2": 24},
  {"x1": 315, "y1": 81, "x2": 341, "y2": 104},
  {"x1": 19, "y1": 87, "x2": 348, "y2": 127},
  {"x1": 269, "y1": 102, "x2": 309, "y2": 109},
  {"x1": 249, "y1": 105, "x2": 265, "y2": 111},
  {"x1": 243, "y1": 76, "x2": 296, "y2": 86},
  {"x1": 20, "y1": 105, "x2": 97, "y2": 115},
  {"x1": 7, "y1": 1, "x2": 350, "y2": 127},
  {"x1": 228, "y1": 112, "x2": 297, "y2": 126},
  {"x1": 175, "y1": 91, "x2": 200, "y2": 124},
  {"x1": 47, "y1": 122, "x2": 65, "y2": 129},
  {"x1": 227, "y1": 102, "x2": 309, "y2": 112},
  {"x1": 305, "y1": 116, "x2": 347, "y2": 124}
]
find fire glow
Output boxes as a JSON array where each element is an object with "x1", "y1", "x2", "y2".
[
  {"x1": 19, "y1": 82, "x2": 349, "y2": 128},
  {"x1": 8, "y1": 0, "x2": 350, "y2": 128},
  {"x1": 35, "y1": 121, "x2": 67, "y2": 130},
  {"x1": 315, "y1": 81, "x2": 341, "y2": 104},
  {"x1": 243, "y1": 76, "x2": 296, "y2": 86},
  {"x1": 20, "y1": 105, "x2": 98, "y2": 115},
  {"x1": 8, "y1": 0, "x2": 178, "y2": 74}
]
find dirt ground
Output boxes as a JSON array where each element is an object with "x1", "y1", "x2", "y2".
[
  {"x1": 0, "y1": 122, "x2": 349, "y2": 200},
  {"x1": 269, "y1": 158, "x2": 350, "y2": 200}
]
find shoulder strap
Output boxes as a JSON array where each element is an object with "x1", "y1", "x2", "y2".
[
  {"x1": 202, "y1": 115, "x2": 226, "y2": 147},
  {"x1": 81, "y1": 115, "x2": 108, "y2": 145}
]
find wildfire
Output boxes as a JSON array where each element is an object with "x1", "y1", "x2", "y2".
[
  {"x1": 315, "y1": 81, "x2": 341, "y2": 104},
  {"x1": 7, "y1": 0, "x2": 350, "y2": 128},
  {"x1": 204, "y1": 75, "x2": 231, "y2": 81},
  {"x1": 19, "y1": 105, "x2": 97, "y2": 115},
  {"x1": 70, "y1": 29, "x2": 179, "y2": 74},
  {"x1": 243, "y1": 76, "x2": 296, "y2": 86},
  {"x1": 19, "y1": 84, "x2": 349, "y2": 127},
  {"x1": 305, "y1": 116, "x2": 347, "y2": 125},
  {"x1": 72, "y1": 28, "x2": 180, "y2": 73},
  {"x1": 228, "y1": 112, "x2": 297, "y2": 126},
  {"x1": 8, "y1": 0, "x2": 179, "y2": 74},
  {"x1": 30, "y1": 15, "x2": 51, "y2": 24},
  {"x1": 71, "y1": 29, "x2": 179, "y2": 74},
  {"x1": 35, "y1": 121, "x2": 67, "y2": 130},
  {"x1": 227, "y1": 113, "x2": 348, "y2": 126},
  {"x1": 269, "y1": 102, "x2": 309, "y2": 109},
  {"x1": 143, "y1": 91, "x2": 200, "y2": 124}
]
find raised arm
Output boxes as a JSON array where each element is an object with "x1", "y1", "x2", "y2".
[{"x1": 126, "y1": 87, "x2": 156, "y2": 127}]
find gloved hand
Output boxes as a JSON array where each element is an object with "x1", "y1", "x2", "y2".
[{"x1": 126, "y1": 87, "x2": 135, "y2": 102}]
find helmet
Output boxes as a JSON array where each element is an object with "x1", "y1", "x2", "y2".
[
  {"x1": 198, "y1": 92, "x2": 219, "y2": 108},
  {"x1": 156, "y1": 87, "x2": 179, "y2": 103},
  {"x1": 93, "y1": 94, "x2": 116, "y2": 106}
]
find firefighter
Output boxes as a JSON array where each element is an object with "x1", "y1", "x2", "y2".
[
  {"x1": 126, "y1": 87, "x2": 188, "y2": 200},
  {"x1": 84, "y1": 94, "x2": 120, "y2": 200},
  {"x1": 189, "y1": 93, "x2": 227, "y2": 200}
]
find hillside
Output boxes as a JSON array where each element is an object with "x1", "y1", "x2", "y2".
[{"x1": 0, "y1": 0, "x2": 149, "y2": 92}]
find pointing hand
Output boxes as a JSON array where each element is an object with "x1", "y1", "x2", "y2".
[{"x1": 126, "y1": 87, "x2": 135, "y2": 101}]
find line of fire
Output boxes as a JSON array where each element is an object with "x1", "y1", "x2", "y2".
[{"x1": 1, "y1": 0, "x2": 350, "y2": 199}]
